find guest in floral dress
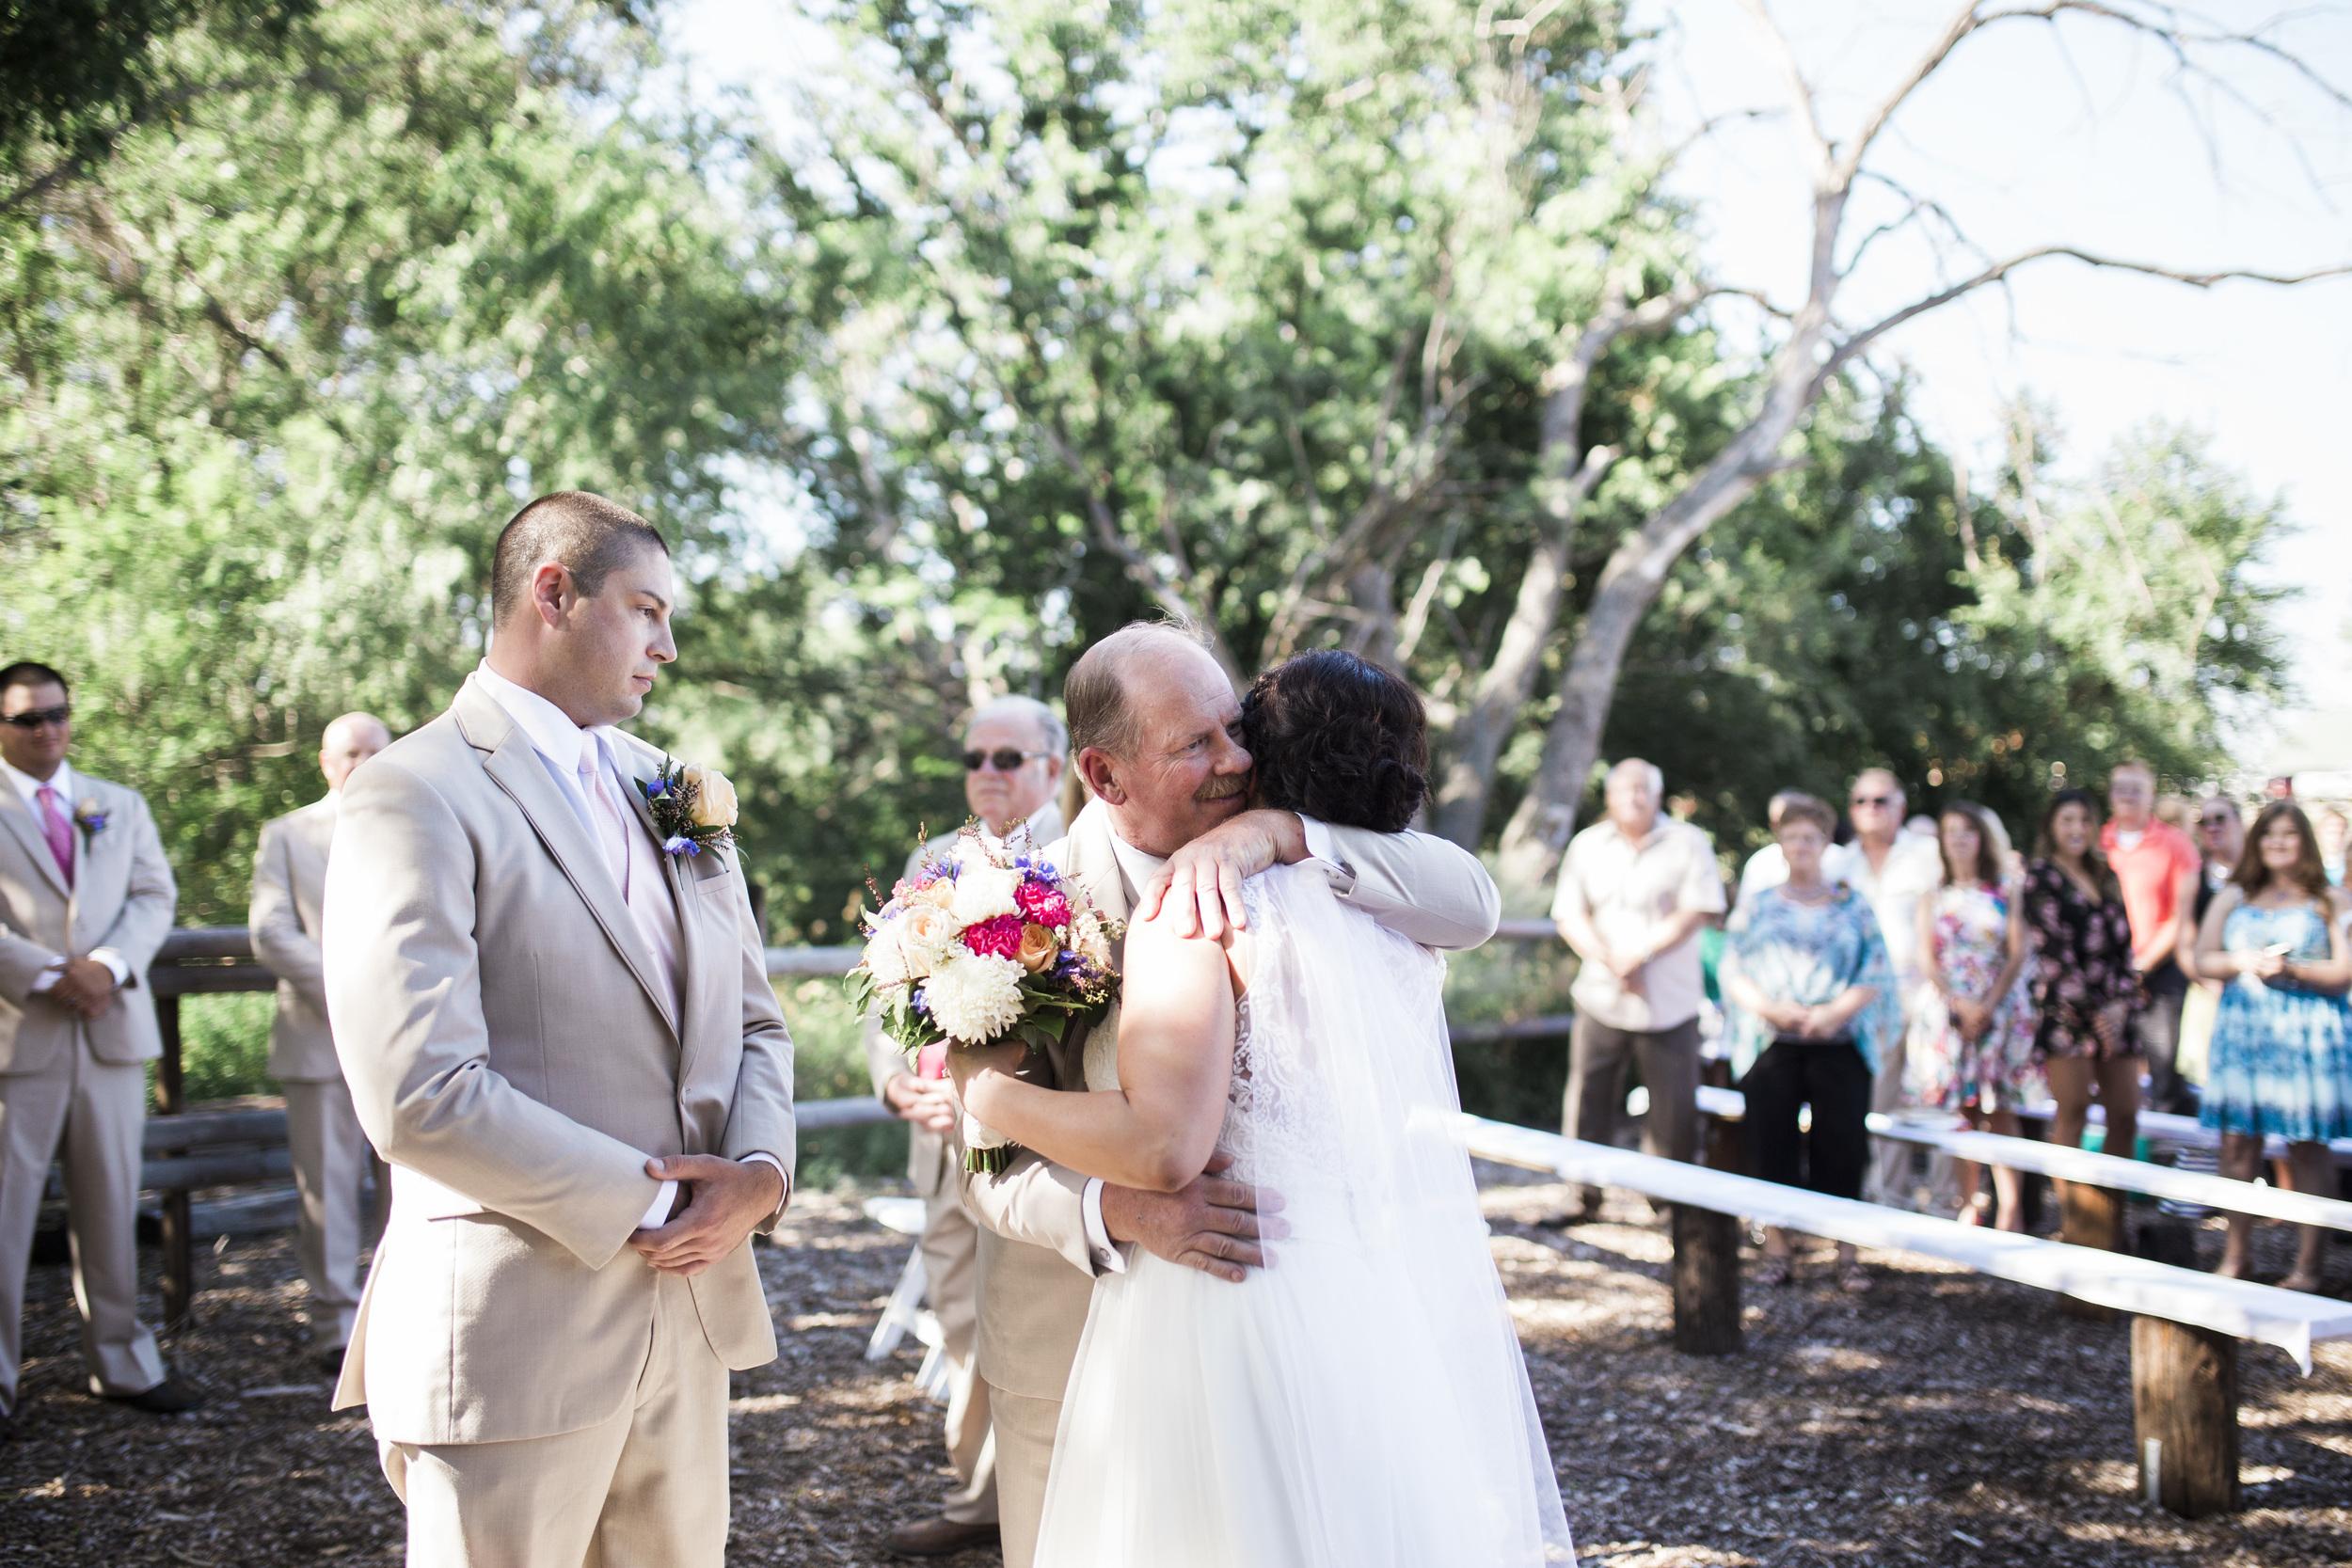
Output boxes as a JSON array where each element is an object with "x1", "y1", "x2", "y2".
[
  {"x1": 1909, "y1": 803, "x2": 2039, "y2": 1230},
  {"x1": 2190, "y1": 800, "x2": 2352, "y2": 1292},
  {"x1": 2023, "y1": 788, "x2": 2144, "y2": 1165},
  {"x1": 1722, "y1": 793, "x2": 1896, "y2": 1292}
]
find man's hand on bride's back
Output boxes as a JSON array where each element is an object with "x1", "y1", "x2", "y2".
[
  {"x1": 1097, "y1": 1152, "x2": 1272, "y2": 1283},
  {"x1": 1141, "y1": 809, "x2": 1308, "y2": 940}
]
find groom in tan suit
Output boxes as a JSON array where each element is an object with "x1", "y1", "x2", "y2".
[
  {"x1": 958, "y1": 623, "x2": 1502, "y2": 1568},
  {"x1": 325, "y1": 493, "x2": 794, "y2": 1566}
]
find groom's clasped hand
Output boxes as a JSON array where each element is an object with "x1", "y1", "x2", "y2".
[{"x1": 627, "y1": 1153, "x2": 788, "y2": 1277}]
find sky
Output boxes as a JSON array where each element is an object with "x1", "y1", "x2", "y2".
[
  {"x1": 663, "y1": 1, "x2": 2352, "y2": 768},
  {"x1": 1630, "y1": 1, "x2": 2352, "y2": 770}
]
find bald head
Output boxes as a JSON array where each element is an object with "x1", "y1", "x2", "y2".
[
  {"x1": 1065, "y1": 622, "x2": 1216, "y2": 762},
  {"x1": 321, "y1": 712, "x2": 390, "y2": 792},
  {"x1": 1602, "y1": 757, "x2": 1661, "y2": 839},
  {"x1": 1065, "y1": 621, "x2": 1248, "y2": 857}
]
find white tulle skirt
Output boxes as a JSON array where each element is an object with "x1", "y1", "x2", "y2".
[{"x1": 1032, "y1": 1183, "x2": 1574, "y2": 1567}]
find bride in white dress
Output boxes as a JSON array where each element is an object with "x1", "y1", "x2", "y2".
[{"x1": 956, "y1": 650, "x2": 1575, "y2": 1567}]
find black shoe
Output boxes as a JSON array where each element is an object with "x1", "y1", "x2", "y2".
[
  {"x1": 882, "y1": 1517, "x2": 1001, "y2": 1558},
  {"x1": 0, "y1": 1409, "x2": 17, "y2": 1442},
  {"x1": 317, "y1": 1346, "x2": 346, "y2": 1377},
  {"x1": 103, "y1": 1378, "x2": 203, "y2": 1416}
]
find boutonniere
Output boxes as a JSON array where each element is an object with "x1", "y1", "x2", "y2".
[
  {"x1": 73, "y1": 799, "x2": 107, "y2": 839},
  {"x1": 639, "y1": 755, "x2": 738, "y2": 858}
]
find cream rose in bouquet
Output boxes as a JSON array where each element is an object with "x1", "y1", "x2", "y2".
[{"x1": 845, "y1": 823, "x2": 1121, "y2": 1172}]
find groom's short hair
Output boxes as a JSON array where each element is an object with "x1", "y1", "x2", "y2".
[
  {"x1": 491, "y1": 492, "x2": 669, "y2": 626},
  {"x1": 1066, "y1": 619, "x2": 1213, "y2": 760}
]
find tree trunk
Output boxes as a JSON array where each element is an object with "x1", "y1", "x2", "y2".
[
  {"x1": 1431, "y1": 356, "x2": 1612, "y2": 849},
  {"x1": 1492, "y1": 345, "x2": 1822, "y2": 895}
]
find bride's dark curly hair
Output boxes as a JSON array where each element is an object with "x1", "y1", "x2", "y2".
[{"x1": 1240, "y1": 650, "x2": 1429, "y2": 833}]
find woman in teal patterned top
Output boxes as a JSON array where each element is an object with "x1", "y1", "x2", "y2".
[
  {"x1": 2189, "y1": 800, "x2": 2352, "y2": 1292},
  {"x1": 1722, "y1": 793, "x2": 1896, "y2": 1291}
]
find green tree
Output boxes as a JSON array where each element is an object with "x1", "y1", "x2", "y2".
[{"x1": 0, "y1": 0, "x2": 814, "y2": 922}]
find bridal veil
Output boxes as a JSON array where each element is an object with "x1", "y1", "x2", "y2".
[{"x1": 1034, "y1": 863, "x2": 1575, "y2": 1566}]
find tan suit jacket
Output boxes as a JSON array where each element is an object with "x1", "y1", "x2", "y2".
[
  {"x1": 958, "y1": 805, "x2": 1501, "y2": 1401},
  {"x1": 0, "y1": 773, "x2": 175, "y2": 1073},
  {"x1": 250, "y1": 795, "x2": 342, "y2": 1083},
  {"x1": 324, "y1": 674, "x2": 794, "y2": 1446}
]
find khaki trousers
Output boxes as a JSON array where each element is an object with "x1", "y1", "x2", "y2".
[
  {"x1": 283, "y1": 1077, "x2": 386, "y2": 1352},
  {"x1": 0, "y1": 1034, "x2": 167, "y2": 1411},
  {"x1": 987, "y1": 1382, "x2": 1062, "y2": 1568},
  {"x1": 917, "y1": 1179, "x2": 997, "y2": 1526},
  {"x1": 380, "y1": 1271, "x2": 728, "y2": 1568},
  {"x1": 1561, "y1": 1015, "x2": 1701, "y2": 1213}
]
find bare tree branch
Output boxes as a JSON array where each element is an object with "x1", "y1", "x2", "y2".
[{"x1": 1817, "y1": 248, "x2": 2352, "y2": 393}]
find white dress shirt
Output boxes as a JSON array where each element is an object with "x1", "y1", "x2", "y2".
[
  {"x1": 0, "y1": 757, "x2": 131, "y2": 990},
  {"x1": 472, "y1": 664, "x2": 785, "y2": 1229}
]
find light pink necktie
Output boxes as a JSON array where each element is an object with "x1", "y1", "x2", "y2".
[
  {"x1": 35, "y1": 785, "x2": 73, "y2": 891},
  {"x1": 578, "y1": 749, "x2": 631, "y2": 899}
]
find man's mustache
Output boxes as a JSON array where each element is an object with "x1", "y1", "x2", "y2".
[{"x1": 1195, "y1": 771, "x2": 1248, "y2": 804}]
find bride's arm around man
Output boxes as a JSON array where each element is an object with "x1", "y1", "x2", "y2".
[
  {"x1": 323, "y1": 493, "x2": 792, "y2": 1568},
  {"x1": 953, "y1": 620, "x2": 1499, "y2": 1568}
]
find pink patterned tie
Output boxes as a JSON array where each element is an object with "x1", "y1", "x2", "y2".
[{"x1": 35, "y1": 785, "x2": 73, "y2": 891}]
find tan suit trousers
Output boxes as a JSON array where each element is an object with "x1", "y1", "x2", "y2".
[
  {"x1": 917, "y1": 1175, "x2": 996, "y2": 1526},
  {"x1": 0, "y1": 1030, "x2": 166, "y2": 1411},
  {"x1": 283, "y1": 1078, "x2": 385, "y2": 1352},
  {"x1": 985, "y1": 1382, "x2": 1062, "y2": 1568},
  {"x1": 380, "y1": 1271, "x2": 727, "y2": 1568}
]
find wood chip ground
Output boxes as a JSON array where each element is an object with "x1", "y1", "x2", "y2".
[{"x1": 1, "y1": 1172, "x2": 2344, "y2": 1565}]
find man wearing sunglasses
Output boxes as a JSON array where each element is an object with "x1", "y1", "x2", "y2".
[
  {"x1": 0, "y1": 661, "x2": 195, "y2": 1439},
  {"x1": 865, "y1": 694, "x2": 1066, "y2": 1558},
  {"x1": 1821, "y1": 768, "x2": 1945, "y2": 1208}
]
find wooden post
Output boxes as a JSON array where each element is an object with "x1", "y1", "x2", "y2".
[
  {"x1": 2132, "y1": 1316, "x2": 2239, "y2": 1518},
  {"x1": 153, "y1": 992, "x2": 194, "y2": 1332},
  {"x1": 1670, "y1": 1203, "x2": 1742, "y2": 1356},
  {"x1": 2059, "y1": 1180, "x2": 2123, "y2": 1322}
]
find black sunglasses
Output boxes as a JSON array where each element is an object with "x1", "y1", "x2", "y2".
[
  {"x1": 963, "y1": 748, "x2": 1051, "y2": 773},
  {"x1": 0, "y1": 705, "x2": 69, "y2": 730},
  {"x1": 1851, "y1": 794, "x2": 1894, "y2": 807}
]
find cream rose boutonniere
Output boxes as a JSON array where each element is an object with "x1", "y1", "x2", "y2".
[
  {"x1": 640, "y1": 754, "x2": 739, "y2": 858},
  {"x1": 73, "y1": 799, "x2": 109, "y2": 839}
]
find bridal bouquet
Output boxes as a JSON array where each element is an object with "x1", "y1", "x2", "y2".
[{"x1": 845, "y1": 824, "x2": 1120, "y2": 1172}]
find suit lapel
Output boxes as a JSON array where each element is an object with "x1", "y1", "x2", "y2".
[
  {"x1": 462, "y1": 688, "x2": 680, "y2": 1039},
  {"x1": 0, "y1": 784, "x2": 70, "y2": 900},
  {"x1": 617, "y1": 743, "x2": 700, "y2": 1076}
]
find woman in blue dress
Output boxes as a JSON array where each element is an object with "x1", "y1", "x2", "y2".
[{"x1": 2189, "y1": 800, "x2": 2352, "y2": 1291}]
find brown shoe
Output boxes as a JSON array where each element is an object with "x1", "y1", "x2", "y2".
[{"x1": 882, "y1": 1516, "x2": 1000, "y2": 1558}]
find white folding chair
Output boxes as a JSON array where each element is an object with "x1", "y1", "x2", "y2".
[{"x1": 861, "y1": 1196, "x2": 953, "y2": 1404}]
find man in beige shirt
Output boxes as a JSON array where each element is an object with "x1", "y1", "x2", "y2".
[
  {"x1": 249, "y1": 711, "x2": 392, "y2": 1370},
  {"x1": 865, "y1": 694, "x2": 1065, "y2": 1559},
  {"x1": 1549, "y1": 758, "x2": 1725, "y2": 1223},
  {"x1": 954, "y1": 623, "x2": 1502, "y2": 1568},
  {"x1": 324, "y1": 493, "x2": 792, "y2": 1567}
]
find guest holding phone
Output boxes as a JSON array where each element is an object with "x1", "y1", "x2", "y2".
[{"x1": 2190, "y1": 801, "x2": 2352, "y2": 1291}]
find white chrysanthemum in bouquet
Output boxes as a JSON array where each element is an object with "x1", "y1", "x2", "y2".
[{"x1": 843, "y1": 822, "x2": 1122, "y2": 1172}]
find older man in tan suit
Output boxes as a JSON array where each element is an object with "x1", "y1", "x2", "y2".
[
  {"x1": 955, "y1": 624, "x2": 1502, "y2": 1568},
  {"x1": 0, "y1": 660, "x2": 197, "y2": 1436},
  {"x1": 866, "y1": 693, "x2": 1065, "y2": 1559},
  {"x1": 249, "y1": 711, "x2": 392, "y2": 1370},
  {"x1": 324, "y1": 493, "x2": 794, "y2": 1567}
]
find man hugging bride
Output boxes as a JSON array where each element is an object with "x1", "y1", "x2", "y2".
[{"x1": 949, "y1": 622, "x2": 1575, "y2": 1567}]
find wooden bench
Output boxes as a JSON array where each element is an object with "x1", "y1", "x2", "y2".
[
  {"x1": 1457, "y1": 1113, "x2": 2352, "y2": 1518},
  {"x1": 1693, "y1": 1084, "x2": 2352, "y2": 1234}
]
